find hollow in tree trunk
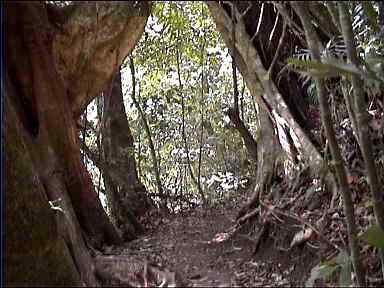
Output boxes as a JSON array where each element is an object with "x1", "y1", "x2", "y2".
[{"x1": 5, "y1": 1, "x2": 151, "y2": 284}]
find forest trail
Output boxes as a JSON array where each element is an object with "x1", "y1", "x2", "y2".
[
  {"x1": 140, "y1": 207, "x2": 243, "y2": 286},
  {"x1": 100, "y1": 203, "x2": 318, "y2": 287}
]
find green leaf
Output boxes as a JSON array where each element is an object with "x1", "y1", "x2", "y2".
[
  {"x1": 306, "y1": 250, "x2": 353, "y2": 287},
  {"x1": 305, "y1": 263, "x2": 338, "y2": 287},
  {"x1": 287, "y1": 57, "x2": 361, "y2": 78},
  {"x1": 78, "y1": 52, "x2": 87, "y2": 67},
  {"x1": 359, "y1": 224, "x2": 384, "y2": 249},
  {"x1": 335, "y1": 249, "x2": 349, "y2": 266},
  {"x1": 137, "y1": 154, "x2": 145, "y2": 162},
  {"x1": 361, "y1": 2, "x2": 379, "y2": 32},
  {"x1": 364, "y1": 56, "x2": 384, "y2": 79},
  {"x1": 335, "y1": 250, "x2": 352, "y2": 287},
  {"x1": 339, "y1": 260, "x2": 351, "y2": 287}
]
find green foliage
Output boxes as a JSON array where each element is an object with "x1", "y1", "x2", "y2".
[
  {"x1": 359, "y1": 224, "x2": 384, "y2": 250},
  {"x1": 306, "y1": 250, "x2": 352, "y2": 287},
  {"x1": 287, "y1": 55, "x2": 384, "y2": 93},
  {"x1": 287, "y1": 57, "x2": 361, "y2": 79},
  {"x1": 121, "y1": 147, "x2": 136, "y2": 158},
  {"x1": 119, "y1": 1, "x2": 256, "y2": 210},
  {"x1": 78, "y1": 52, "x2": 87, "y2": 67},
  {"x1": 361, "y1": 2, "x2": 379, "y2": 32},
  {"x1": 80, "y1": 1, "x2": 383, "y2": 220},
  {"x1": 353, "y1": 2, "x2": 383, "y2": 53}
]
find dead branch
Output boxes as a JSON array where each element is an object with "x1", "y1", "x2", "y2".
[
  {"x1": 237, "y1": 207, "x2": 260, "y2": 226},
  {"x1": 259, "y1": 200, "x2": 340, "y2": 252}
]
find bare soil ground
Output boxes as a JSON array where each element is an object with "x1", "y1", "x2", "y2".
[
  {"x1": 97, "y1": 168, "x2": 384, "y2": 287},
  {"x1": 101, "y1": 203, "x2": 323, "y2": 287}
]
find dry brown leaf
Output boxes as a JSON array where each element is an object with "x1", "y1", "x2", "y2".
[{"x1": 290, "y1": 228, "x2": 314, "y2": 248}]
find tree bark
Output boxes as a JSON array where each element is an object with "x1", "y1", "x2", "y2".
[
  {"x1": 102, "y1": 68, "x2": 152, "y2": 240},
  {"x1": 5, "y1": 2, "x2": 152, "y2": 284},
  {"x1": 339, "y1": 2, "x2": 384, "y2": 278},
  {"x1": 5, "y1": 91, "x2": 86, "y2": 286},
  {"x1": 6, "y1": 0, "x2": 124, "y2": 250},
  {"x1": 227, "y1": 28, "x2": 259, "y2": 164},
  {"x1": 292, "y1": 3, "x2": 365, "y2": 285},
  {"x1": 207, "y1": 2, "x2": 291, "y2": 218},
  {"x1": 51, "y1": 1, "x2": 152, "y2": 119},
  {"x1": 207, "y1": 1, "x2": 334, "y2": 189},
  {"x1": 226, "y1": 107, "x2": 259, "y2": 163},
  {"x1": 198, "y1": 25, "x2": 207, "y2": 198}
]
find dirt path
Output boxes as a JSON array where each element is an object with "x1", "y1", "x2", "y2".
[
  {"x1": 103, "y1": 204, "x2": 314, "y2": 287},
  {"x1": 142, "y1": 208, "x2": 252, "y2": 286},
  {"x1": 103, "y1": 205, "x2": 316, "y2": 287}
]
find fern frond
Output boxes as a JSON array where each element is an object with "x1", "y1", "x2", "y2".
[{"x1": 287, "y1": 57, "x2": 360, "y2": 79}]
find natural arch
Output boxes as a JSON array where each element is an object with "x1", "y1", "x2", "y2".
[{"x1": 7, "y1": 1, "x2": 375, "y2": 287}]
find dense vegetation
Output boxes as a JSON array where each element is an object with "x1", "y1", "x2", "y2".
[
  {"x1": 5, "y1": 1, "x2": 384, "y2": 286},
  {"x1": 83, "y1": 1, "x2": 256, "y2": 212}
]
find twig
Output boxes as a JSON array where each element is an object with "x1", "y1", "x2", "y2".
[
  {"x1": 267, "y1": 22, "x2": 287, "y2": 76},
  {"x1": 251, "y1": 2, "x2": 265, "y2": 42},
  {"x1": 337, "y1": 226, "x2": 347, "y2": 248},
  {"x1": 273, "y1": 3, "x2": 305, "y2": 38},
  {"x1": 264, "y1": 204, "x2": 284, "y2": 223},
  {"x1": 260, "y1": 200, "x2": 341, "y2": 252},
  {"x1": 237, "y1": 207, "x2": 260, "y2": 225},
  {"x1": 253, "y1": 222, "x2": 269, "y2": 254},
  {"x1": 240, "y1": 2, "x2": 252, "y2": 19},
  {"x1": 306, "y1": 242, "x2": 320, "y2": 249}
]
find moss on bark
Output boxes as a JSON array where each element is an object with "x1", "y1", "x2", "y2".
[{"x1": 5, "y1": 97, "x2": 81, "y2": 286}]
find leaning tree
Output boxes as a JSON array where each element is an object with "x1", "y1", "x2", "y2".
[{"x1": 207, "y1": 1, "x2": 336, "y2": 217}]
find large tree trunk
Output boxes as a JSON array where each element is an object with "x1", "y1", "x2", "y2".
[
  {"x1": 207, "y1": 2, "x2": 331, "y2": 182},
  {"x1": 5, "y1": 1, "x2": 150, "y2": 285},
  {"x1": 207, "y1": 1, "x2": 337, "y2": 219},
  {"x1": 51, "y1": 1, "x2": 152, "y2": 119},
  {"x1": 207, "y1": 2, "x2": 336, "y2": 212},
  {"x1": 6, "y1": 1, "x2": 122, "y2": 249},
  {"x1": 5, "y1": 94, "x2": 85, "y2": 286},
  {"x1": 226, "y1": 107, "x2": 259, "y2": 163},
  {"x1": 102, "y1": 68, "x2": 153, "y2": 241}
]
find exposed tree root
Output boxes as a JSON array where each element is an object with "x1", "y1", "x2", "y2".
[
  {"x1": 259, "y1": 200, "x2": 340, "y2": 252},
  {"x1": 253, "y1": 222, "x2": 270, "y2": 255},
  {"x1": 94, "y1": 255, "x2": 185, "y2": 287}
]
